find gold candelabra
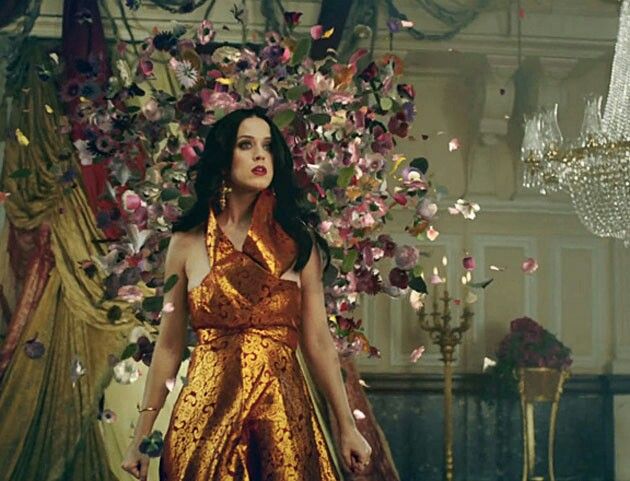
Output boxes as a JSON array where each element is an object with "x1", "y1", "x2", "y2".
[{"x1": 418, "y1": 280, "x2": 474, "y2": 481}]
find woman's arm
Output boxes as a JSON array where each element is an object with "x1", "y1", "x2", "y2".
[
  {"x1": 122, "y1": 233, "x2": 190, "y2": 480},
  {"x1": 299, "y1": 239, "x2": 372, "y2": 473}
]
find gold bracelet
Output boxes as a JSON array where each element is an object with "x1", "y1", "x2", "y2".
[{"x1": 136, "y1": 403, "x2": 160, "y2": 413}]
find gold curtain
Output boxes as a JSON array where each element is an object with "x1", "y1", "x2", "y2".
[{"x1": 0, "y1": 40, "x2": 136, "y2": 481}]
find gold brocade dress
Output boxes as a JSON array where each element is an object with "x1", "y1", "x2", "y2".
[{"x1": 160, "y1": 188, "x2": 341, "y2": 481}]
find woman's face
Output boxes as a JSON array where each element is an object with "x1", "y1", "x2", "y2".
[{"x1": 228, "y1": 116, "x2": 274, "y2": 193}]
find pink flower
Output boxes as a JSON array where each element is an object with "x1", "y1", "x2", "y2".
[
  {"x1": 394, "y1": 245, "x2": 418, "y2": 270},
  {"x1": 122, "y1": 190, "x2": 141, "y2": 212},
  {"x1": 197, "y1": 20, "x2": 216, "y2": 45},
  {"x1": 141, "y1": 98, "x2": 162, "y2": 122},
  {"x1": 426, "y1": 226, "x2": 439, "y2": 241},
  {"x1": 138, "y1": 58, "x2": 153, "y2": 77},
  {"x1": 181, "y1": 138, "x2": 204, "y2": 167},
  {"x1": 310, "y1": 25, "x2": 324, "y2": 40},
  {"x1": 416, "y1": 198, "x2": 437, "y2": 220},
  {"x1": 389, "y1": 267, "x2": 409, "y2": 289},
  {"x1": 118, "y1": 285, "x2": 143, "y2": 303},
  {"x1": 463, "y1": 255, "x2": 476, "y2": 271},
  {"x1": 410, "y1": 346, "x2": 426, "y2": 363},
  {"x1": 521, "y1": 257, "x2": 539, "y2": 274}
]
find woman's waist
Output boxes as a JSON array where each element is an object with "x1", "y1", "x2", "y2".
[{"x1": 194, "y1": 324, "x2": 300, "y2": 350}]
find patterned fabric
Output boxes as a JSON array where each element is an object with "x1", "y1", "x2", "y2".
[{"x1": 160, "y1": 188, "x2": 340, "y2": 481}]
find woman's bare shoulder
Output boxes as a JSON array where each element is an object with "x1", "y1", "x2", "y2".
[{"x1": 168, "y1": 229, "x2": 205, "y2": 255}]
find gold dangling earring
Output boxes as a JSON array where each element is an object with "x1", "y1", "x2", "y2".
[{"x1": 219, "y1": 180, "x2": 232, "y2": 210}]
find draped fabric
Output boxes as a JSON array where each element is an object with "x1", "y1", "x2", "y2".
[{"x1": 0, "y1": 39, "x2": 137, "y2": 481}]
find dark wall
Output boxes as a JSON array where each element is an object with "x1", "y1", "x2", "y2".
[{"x1": 361, "y1": 373, "x2": 630, "y2": 481}]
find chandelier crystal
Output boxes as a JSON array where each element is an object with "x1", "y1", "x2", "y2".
[{"x1": 521, "y1": 0, "x2": 630, "y2": 245}]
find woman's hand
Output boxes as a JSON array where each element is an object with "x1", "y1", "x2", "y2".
[
  {"x1": 121, "y1": 442, "x2": 150, "y2": 481},
  {"x1": 340, "y1": 425, "x2": 372, "y2": 475}
]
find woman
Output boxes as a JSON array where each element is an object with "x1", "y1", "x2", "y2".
[{"x1": 121, "y1": 107, "x2": 372, "y2": 480}]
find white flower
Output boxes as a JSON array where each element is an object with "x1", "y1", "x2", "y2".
[
  {"x1": 448, "y1": 198, "x2": 480, "y2": 220},
  {"x1": 73, "y1": 139, "x2": 94, "y2": 166},
  {"x1": 113, "y1": 358, "x2": 140, "y2": 384},
  {"x1": 173, "y1": 60, "x2": 199, "y2": 89}
]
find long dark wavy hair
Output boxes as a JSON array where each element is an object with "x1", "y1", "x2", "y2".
[{"x1": 172, "y1": 107, "x2": 330, "y2": 273}]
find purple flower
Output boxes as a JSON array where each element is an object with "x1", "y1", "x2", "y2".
[
  {"x1": 284, "y1": 11, "x2": 303, "y2": 27},
  {"x1": 388, "y1": 112, "x2": 409, "y2": 138},
  {"x1": 359, "y1": 62, "x2": 378, "y2": 82},
  {"x1": 394, "y1": 245, "x2": 418, "y2": 270},
  {"x1": 387, "y1": 18, "x2": 402, "y2": 33},
  {"x1": 389, "y1": 267, "x2": 409, "y2": 289}
]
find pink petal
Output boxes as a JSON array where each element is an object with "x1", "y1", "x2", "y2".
[
  {"x1": 462, "y1": 255, "x2": 476, "y2": 271},
  {"x1": 348, "y1": 48, "x2": 368, "y2": 67},
  {"x1": 426, "y1": 226, "x2": 439, "y2": 241},
  {"x1": 521, "y1": 257, "x2": 539, "y2": 274},
  {"x1": 165, "y1": 378, "x2": 176, "y2": 392},
  {"x1": 162, "y1": 302, "x2": 175, "y2": 313},
  {"x1": 352, "y1": 409, "x2": 366, "y2": 420},
  {"x1": 310, "y1": 25, "x2": 323, "y2": 40},
  {"x1": 430, "y1": 274, "x2": 444, "y2": 285},
  {"x1": 410, "y1": 346, "x2": 425, "y2": 363},
  {"x1": 448, "y1": 138, "x2": 460, "y2": 152}
]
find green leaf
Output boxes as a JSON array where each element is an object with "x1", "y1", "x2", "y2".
[
  {"x1": 290, "y1": 37, "x2": 312, "y2": 67},
  {"x1": 309, "y1": 113, "x2": 331, "y2": 126},
  {"x1": 142, "y1": 295, "x2": 164, "y2": 312},
  {"x1": 159, "y1": 237, "x2": 171, "y2": 251},
  {"x1": 9, "y1": 168, "x2": 31, "y2": 179},
  {"x1": 341, "y1": 250, "x2": 358, "y2": 273},
  {"x1": 178, "y1": 195, "x2": 195, "y2": 211},
  {"x1": 120, "y1": 342, "x2": 138, "y2": 360},
  {"x1": 160, "y1": 188, "x2": 180, "y2": 201},
  {"x1": 412, "y1": 265, "x2": 424, "y2": 278},
  {"x1": 163, "y1": 274, "x2": 178, "y2": 293},
  {"x1": 379, "y1": 97, "x2": 393, "y2": 111},
  {"x1": 287, "y1": 84, "x2": 310, "y2": 100},
  {"x1": 409, "y1": 275, "x2": 427, "y2": 294},
  {"x1": 410, "y1": 157, "x2": 429, "y2": 174},
  {"x1": 273, "y1": 110, "x2": 296, "y2": 129},
  {"x1": 336, "y1": 166, "x2": 355, "y2": 188}
]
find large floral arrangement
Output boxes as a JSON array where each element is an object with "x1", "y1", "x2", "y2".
[
  {"x1": 490, "y1": 316, "x2": 572, "y2": 393},
  {"x1": 44, "y1": 11, "x2": 480, "y2": 364}
]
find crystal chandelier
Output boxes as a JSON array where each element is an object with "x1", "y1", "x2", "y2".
[{"x1": 521, "y1": 0, "x2": 630, "y2": 245}]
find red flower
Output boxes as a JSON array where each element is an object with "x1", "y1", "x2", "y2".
[{"x1": 283, "y1": 11, "x2": 302, "y2": 27}]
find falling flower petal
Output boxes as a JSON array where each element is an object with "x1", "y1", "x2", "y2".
[
  {"x1": 44, "y1": 104, "x2": 54, "y2": 114},
  {"x1": 482, "y1": 357, "x2": 497, "y2": 372},
  {"x1": 310, "y1": 25, "x2": 323, "y2": 40},
  {"x1": 463, "y1": 255, "x2": 476, "y2": 271},
  {"x1": 71, "y1": 357, "x2": 86, "y2": 387},
  {"x1": 165, "y1": 377, "x2": 176, "y2": 392},
  {"x1": 322, "y1": 27, "x2": 335, "y2": 38},
  {"x1": 15, "y1": 129, "x2": 29, "y2": 146},
  {"x1": 426, "y1": 226, "x2": 439, "y2": 241},
  {"x1": 353, "y1": 409, "x2": 366, "y2": 420},
  {"x1": 401, "y1": 20, "x2": 414, "y2": 28},
  {"x1": 101, "y1": 409, "x2": 117, "y2": 423},
  {"x1": 430, "y1": 274, "x2": 444, "y2": 285},
  {"x1": 490, "y1": 264, "x2": 506, "y2": 272},
  {"x1": 448, "y1": 138, "x2": 460, "y2": 152},
  {"x1": 162, "y1": 302, "x2": 175, "y2": 314},
  {"x1": 448, "y1": 198, "x2": 480, "y2": 220},
  {"x1": 409, "y1": 290, "x2": 425, "y2": 312},
  {"x1": 0, "y1": 192, "x2": 11, "y2": 204},
  {"x1": 465, "y1": 291, "x2": 478, "y2": 304},
  {"x1": 410, "y1": 345, "x2": 425, "y2": 363},
  {"x1": 469, "y1": 278, "x2": 493, "y2": 289},
  {"x1": 358, "y1": 379, "x2": 370, "y2": 388},
  {"x1": 521, "y1": 257, "x2": 539, "y2": 274}
]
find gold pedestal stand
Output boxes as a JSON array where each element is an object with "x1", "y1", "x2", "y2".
[
  {"x1": 418, "y1": 286, "x2": 473, "y2": 481},
  {"x1": 517, "y1": 367, "x2": 570, "y2": 481}
]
